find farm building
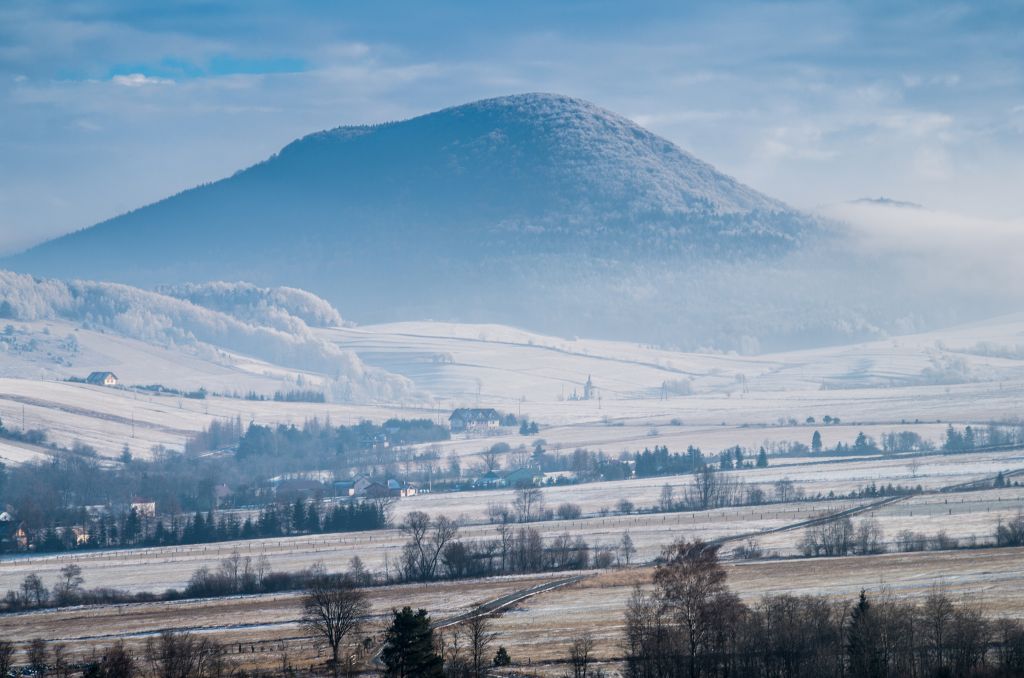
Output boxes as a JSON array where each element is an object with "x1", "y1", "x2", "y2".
[
  {"x1": 86, "y1": 371, "x2": 119, "y2": 387},
  {"x1": 449, "y1": 407, "x2": 502, "y2": 433}
]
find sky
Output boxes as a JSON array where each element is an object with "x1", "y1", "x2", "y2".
[{"x1": 1, "y1": 0, "x2": 1023, "y2": 254}]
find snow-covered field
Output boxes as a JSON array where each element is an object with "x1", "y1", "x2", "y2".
[{"x1": 4, "y1": 312, "x2": 1024, "y2": 460}]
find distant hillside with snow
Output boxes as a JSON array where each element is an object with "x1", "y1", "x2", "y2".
[{"x1": 0, "y1": 271, "x2": 414, "y2": 402}]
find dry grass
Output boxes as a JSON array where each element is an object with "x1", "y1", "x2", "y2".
[{"x1": 3, "y1": 546, "x2": 1024, "y2": 673}]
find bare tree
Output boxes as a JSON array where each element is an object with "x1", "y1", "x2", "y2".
[
  {"x1": 496, "y1": 517, "x2": 514, "y2": 573},
  {"x1": 52, "y1": 643, "x2": 70, "y2": 678},
  {"x1": 480, "y1": 446, "x2": 501, "y2": 472},
  {"x1": 21, "y1": 573, "x2": 49, "y2": 608},
  {"x1": 465, "y1": 615, "x2": 497, "y2": 678},
  {"x1": 773, "y1": 478, "x2": 800, "y2": 503},
  {"x1": 29, "y1": 638, "x2": 47, "y2": 677},
  {"x1": 0, "y1": 641, "x2": 13, "y2": 678},
  {"x1": 99, "y1": 641, "x2": 137, "y2": 678},
  {"x1": 54, "y1": 563, "x2": 84, "y2": 605},
  {"x1": 651, "y1": 540, "x2": 743, "y2": 678},
  {"x1": 400, "y1": 511, "x2": 460, "y2": 581},
  {"x1": 684, "y1": 465, "x2": 741, "y2": 510},
  {"x1": 853, "y1": 518, "x2": 886, "y2": 555},
  {"x1": 301, "y1": 573, "x2": 371, "y2": 676},
  {"x1": 800, "y1": 514, "x2": 854, "y2": 557},
  {"x1": 659, "y1": 483, "x2": 675, "y2": 512},
  {"x1": 569, "y1": 633, "x2": 594, "y2": 678},
  {"x1": 513, "y1": 486, "x2": 544, "y2": 522},
  {"x1": 619, "y1": 531, "x2": 637, "y2": 566},
  {"x1": 149, "y1": 631, "x2": 225, "y2": 678},
  {"x1": 486, "y1": 502, "x2": 512, "y2": 524}
]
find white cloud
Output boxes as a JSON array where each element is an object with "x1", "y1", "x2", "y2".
[
  {"x1": 757, "y1": 125, "x2": 836, "y2": 160},
  {"x1": 822, "y1": 201, "x2": 1024, "y2": 292},
  {"x1": 111, "y1": 73, "x2": 174, "y2": 87}
]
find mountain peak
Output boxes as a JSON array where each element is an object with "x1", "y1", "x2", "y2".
[{"x1": 280, "y1": 92, "x2": 786, "y2": 218}]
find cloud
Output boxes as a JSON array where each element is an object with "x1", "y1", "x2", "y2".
[
  {"x1": 111, "y1": 73, "x2": 173, "y2": 87},
  {"x1": 72, "y1": 119, "x2": 101, "y2": 131},
  {"x1": 757, "y1": 125, "x2": 836, "y2": 160},
  {"x1": 822, "y1": 201, "x2": 1024, "y2": 293}
]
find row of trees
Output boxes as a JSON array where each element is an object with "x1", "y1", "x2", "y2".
[
  {"x1": 800, "y1": 511, "x2": 1024, "y2": 558},
  {"x1": 3, "y1": 551, "x2": 340, "y2": 613},
  {"x1": 625, "y1": 539, "x2": 1024, "y2": 678},
  {"x1": 394, "y1": 510, "x2": 635, "y2": 582},
  {"x1": 0, "y1": 631, "x2": 232, "y2": 678}
]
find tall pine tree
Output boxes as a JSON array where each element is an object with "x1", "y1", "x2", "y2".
[{"x1": 381, "y1": 607, "x2": 443, "y2": 677}]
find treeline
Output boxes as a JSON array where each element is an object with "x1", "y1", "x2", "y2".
[
  {"x1": 799, "y1": 510, "x2": 1024, "y2": 559},
  {"x1": 24, "y1": 499, "x2": 387, "y2": 554},
  {"x1": 234, "y1": 417, "x2": 449, "y2": 459},
  {"x1": 942, "y1": 423, "x2": 1024, "y2": 452},
  {"x1": 625, "y1": 539, "x2": 1024, "y2": 678},
  {"x1": 634, "y1": 445, "x2": 707, "y2": 478},
  {"x1": 634, "y1": 445, "x2": 770, "y2": 479},
  {"x1": 273, "y1": 389, "x2": 325, "y2": 402},
  {"x1": 3, "y1": 549, "x2": 375, "y2": 615},
  {"x1": 0, "y1": 630, "x2": 256, "y2": 677}
]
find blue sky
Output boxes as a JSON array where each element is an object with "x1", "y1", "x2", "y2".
[{"x1": 1, "y1": 1, "x2": 1022, "y2": 252}]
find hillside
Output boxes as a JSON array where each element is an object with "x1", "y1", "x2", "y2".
[
  {"x1": 0, "y1": 271, "x2": 414, "y2": 403},
  {"x1": 1, "y1": 94, "x2": 839, "y2": 348}
]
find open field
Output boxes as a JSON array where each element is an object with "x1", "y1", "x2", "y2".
[
  {"x1": 385, "y1": 447, "x2": 1024, "y2": 524},
  {"x1": 3, "y1": 548, "x2": 1023, "y2": 674},
  {"x1": 490, "y1": 546, "x2": 1024, "y2": 671},
  {"x1": 0, "y1": 497, "x2": 872, "y2": 593},
  {"x1": 2, "y1": 478, "x2": 1019, "y2": 596},
  {"x1": 0, "y1": 573, "x2": 565, "y2": 670}
]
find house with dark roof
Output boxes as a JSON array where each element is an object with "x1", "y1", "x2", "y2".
[
  {"x1": 86, "y1": 371, "x2": 119, "y2": 387},
  {"x1": 449, "y1": 408, "x2": 502, "y2": 433}
]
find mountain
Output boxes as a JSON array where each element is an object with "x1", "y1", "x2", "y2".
[{"x1": 2, "y1": 94, "x2": 831, "y2": 346}]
